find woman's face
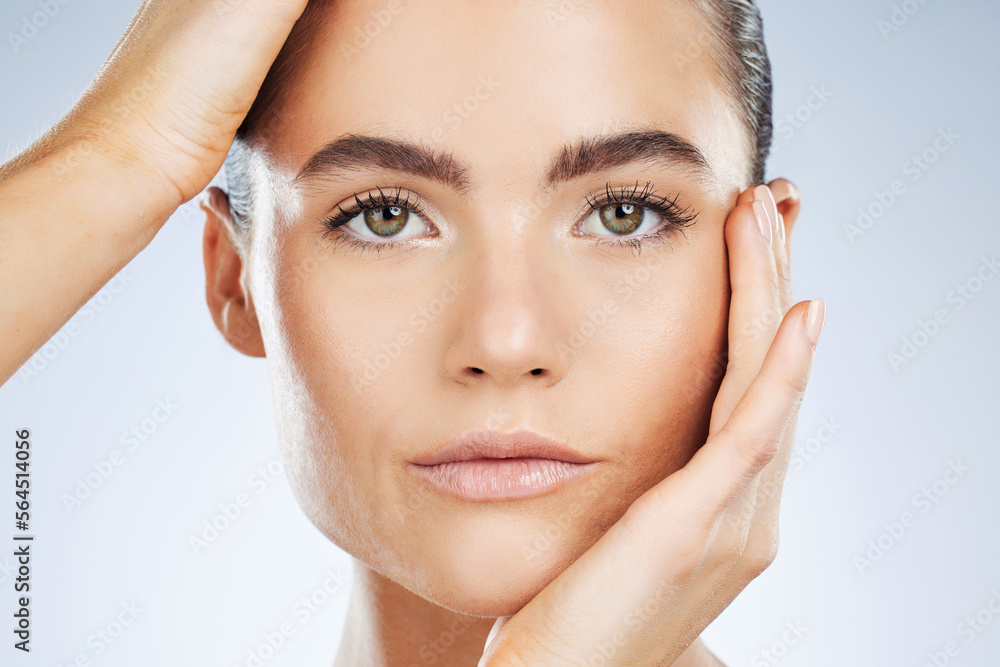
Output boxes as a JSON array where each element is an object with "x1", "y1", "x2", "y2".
[{"x1": 225, "y1": 0, "x2": 750, "y2": 616}]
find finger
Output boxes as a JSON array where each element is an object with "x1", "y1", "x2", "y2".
[
  {"x1": 591, "y1": 302, "x2": 822, "y2": 600},
  {"x1": 708, "y1": 184, "x2": 784, "y2": 438},
  {"x1": 744, "y1": 181, "x2": 800, "y2": 527},
  {"x1": 478, "y1": 303, "x2": 825, "y2": 666},
  {"x1": 84, "y1": 0, "x2": 311, "y2": 206},
  {"x1": 704, "y1": 185, "x2": 785, "y2": 547},
  {"x1": 676, "y1": 299, "x2": 823, "y2": 572},
  {"x1": 714, "y1": 299, "x2": 825, "y2": 593},
  {"x1": 762, "y1": 181, "x2": 794, "y2": 312},
  {"x1": 767, "y1": 177, "x2": 802, "y2": 261},
  {"x1": 685, "y1": 299, "x2": 824, "y2": 512},
  {"x1": 479, "y1": 616, "x2": 511, "y2": 667}
]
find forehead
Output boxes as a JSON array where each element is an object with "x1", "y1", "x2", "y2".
[{"x1": 264, "y1": 0, "x2": 748, "y2": 200}]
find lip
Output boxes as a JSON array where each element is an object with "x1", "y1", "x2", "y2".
[
  {"x1": 406, "y1": 428, "x2": 600, "y2": 501},
  {"x1": 409, "y1": 428, "x2": 595, "y2": 465}
]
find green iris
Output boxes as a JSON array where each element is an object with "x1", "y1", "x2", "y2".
[
  {"x1": 599, "y1": 203, "x2": 643, "y2": 234},
  {"x1": 364, "y1": 206, "x2": 409, "y2": 236}
]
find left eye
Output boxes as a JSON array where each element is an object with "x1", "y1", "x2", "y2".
[
  {"x1": 580, "y1": 203, "x2": 660, "y2": 236},
  {"x1": 346, "y1": 206, "x2": 429, "y2": 239}
]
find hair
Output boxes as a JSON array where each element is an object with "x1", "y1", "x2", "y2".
[{"x1": 223, "y1": 0, "x2": 772, "y2": 242}]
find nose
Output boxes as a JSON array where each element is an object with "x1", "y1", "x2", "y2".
[{"x1": 444, "y1": 238, "x2": 571, "y2": 389}]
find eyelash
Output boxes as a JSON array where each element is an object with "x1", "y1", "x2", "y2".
[
  {"x1": 319, "y1": 181, "x2": 699, "y2": 257},
  {"x1": 582, "y1": 181, "x2": 699, "y2": 254},
  {"x1": 319, "y1": 186, "x2": 428, "y2": 258}
]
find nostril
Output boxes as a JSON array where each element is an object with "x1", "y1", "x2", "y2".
[
  {"x1": 470, "y1": 367, "x2": 484, "y2": 374},
  {"x1": 530, "y1": 368, "x2": 543, "y2": 375}
]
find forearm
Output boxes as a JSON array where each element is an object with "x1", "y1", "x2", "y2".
[
  {"x1": 0, "y1": 0, "x2": 313, "y2": 387},
  {"x1": 0, "y1": 125, "x2": 180, "y2": 386}
]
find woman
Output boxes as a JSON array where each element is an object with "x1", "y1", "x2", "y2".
[{"x1": 0, "y1": 0, "x2": 824, "y2": 664}]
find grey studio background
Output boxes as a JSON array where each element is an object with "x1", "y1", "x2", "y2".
[{"x1": 1, "y1": 0, "x2": 999, "y2": 665}]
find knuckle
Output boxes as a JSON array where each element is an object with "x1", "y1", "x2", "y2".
[
  {"x1": 761, "y1": 267, "x2": 782, "y2": 299},
  {"x1": 619, "y1": 495, "x2": 711, "y2": 578},
  {"x1": 737, "y1": 432, "x2": 780, "y2": 469},
  {"x1": 672, "y1": 536, "x2": 710, "y2": 579},
  {"x1": 702, "y1": 516, "x2": 752, "y2": 575},
  {"x1": 717, "y1": 416, "x2": 781, "y2": 471},
  {"x1": 744, "y1": 530, "x2": 779, "y2": 578},
  {"x1": 748, "y1": 546, "x2": 776, "y2": 578},
  {"x1": 778, "y1": 276, "x2": 794, "y2": 311},
  {"x1": 622, "y1": 482, "x2": 681, "y2": 533},
  {"x1": 775, "y1": 254, "x2": 792, "y2": 285},
  {"x1": 716, "y1": 536, "x2": 749, "y2": 570},
  {"x1": 763, "y1": 366, "x2": 808, "y2": 404},
  {"x1": 724, "y1": 356, "x2": 762, "y2": 385},
  {"x1": 746, "y1": 554, "x2": 774, "y2": 580}
]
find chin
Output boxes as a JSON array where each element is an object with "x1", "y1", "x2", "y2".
[
  {"x1": 400, "y1": 543, "x2": 579, "y2": 617},
  {"x1": 378, "y1": 490, "x2": 624, "y2": 617}
]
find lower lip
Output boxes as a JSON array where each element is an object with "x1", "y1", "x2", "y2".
[{"x1": 406, "y1": 458, "x2": 599, "y2": 501}]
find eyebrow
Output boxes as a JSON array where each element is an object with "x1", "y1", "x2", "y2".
[
  {"x1": 547, "y1": 130, "x2": 713, "y2": 188},
  {"x1": 294, "y1": 134, "x2": 471, "y2": 192},
  {"x1": 293, "y1": 129, "x2": 714, "y2": 192}
]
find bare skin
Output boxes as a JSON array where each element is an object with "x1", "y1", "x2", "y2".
[{"x1": 0, "y1": 1, "x2": 822, "y2": 665}]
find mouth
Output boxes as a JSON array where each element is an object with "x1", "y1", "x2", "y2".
[{"x1": 405, "y1": 428, "x2": 600, "y2": 501}]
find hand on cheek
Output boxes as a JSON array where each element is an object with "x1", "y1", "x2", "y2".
[{"x1": 478, "y1": 181, "x2": 824, "y2": 667}]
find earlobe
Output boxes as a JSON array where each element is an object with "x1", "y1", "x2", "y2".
[
  {"x1": 766, "y1": 177, "x2": 802, "y2": 247},
  {"x1": 201, "y1": 187, "x2": 266, "y2": 358}
]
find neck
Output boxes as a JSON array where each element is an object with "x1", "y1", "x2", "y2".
[
  {"x1": 333, "y1": 557, "x2": 725, "y2": 667},
  {"x1": 333, "y1": 557, "x2": 496, "y2": 667}
]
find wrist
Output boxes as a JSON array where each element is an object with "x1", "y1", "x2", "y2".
[
  {"x1": 2, "y1": 124, "x2": 182, "y2": 256},
  {"x1": 66, "y1": 108, "x2": 190, "y2": 211},
  {"x1": 48, "y1": 117, "x2": 186, "y2": 235}
]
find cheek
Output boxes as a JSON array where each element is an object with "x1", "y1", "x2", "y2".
[
  {"x1": 255, "y1": 235, "x2": 455, "y2": 559},
  {"x1": 251, "y1": 244, "x2": 390, "y2": 553},
  {"x1": 579, "y1": 239, "x2": 729, "y2": 496},
  {"x1": 252, "y1": 216, "x2": 730, "y2": 598}
]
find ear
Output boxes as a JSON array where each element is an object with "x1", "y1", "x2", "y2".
[
  {"x1": 201, "y1": 186, "x2": 266, "y2": 358},
  {"x1": 766, "y1": 177, "x2": 802, "y2": 255}
]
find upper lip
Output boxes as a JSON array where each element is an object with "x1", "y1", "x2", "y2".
[{"x1": 408, "y1": 428, "x2": 596, "y2": 465}]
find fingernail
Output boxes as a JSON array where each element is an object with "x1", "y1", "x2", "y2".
[
  {"x1": 805, "y1": 299, "x2": 826, "y2": 348},
  {"x1": 757, "y1": 184, "x2": 780, "y2": 238},
  {"x1": 776, "y1": 211, "x2": 786, "y2": 245},
  {"x1": 752, "y1": 200, "x2": 772, "y2": 246}
]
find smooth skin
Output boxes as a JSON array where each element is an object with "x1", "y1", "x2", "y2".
[
  {"x1": 0, "y1": 1, "x2": 822, "y2": 665},
  {"x1": 479, "y1": 184, "x2": 821, "y2": 665}
]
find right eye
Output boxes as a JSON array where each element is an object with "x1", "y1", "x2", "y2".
[
  {"x1": 342, "y1": 205, "x2": 431, "y2": 239},
  {"x1": 580, "y1": 202, "x2": 662, "y2": 237},
  {"x1": 321, "y1": 189, "x2": 436, "y2": 248}
]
